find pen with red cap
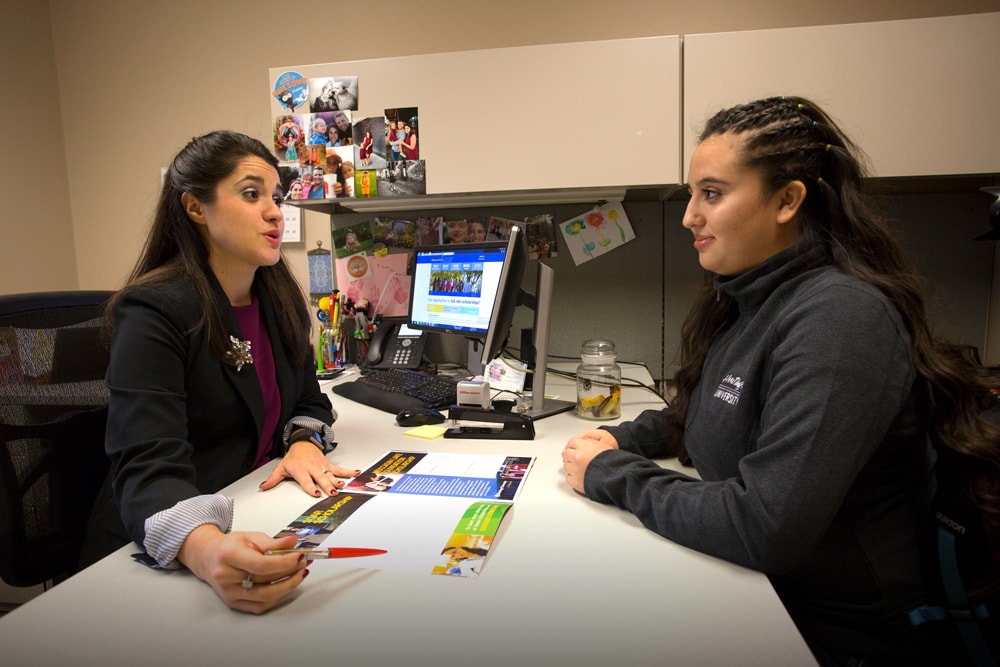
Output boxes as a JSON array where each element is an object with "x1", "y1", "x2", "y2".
[{"x1": 265, "y1": 547, "x2": 387, "y2": 559}]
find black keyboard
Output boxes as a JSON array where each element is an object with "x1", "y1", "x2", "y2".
[{"x1": 331, "y1": 368, "x2": 457, "y2": 413}]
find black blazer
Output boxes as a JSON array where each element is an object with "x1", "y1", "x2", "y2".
[{"x1": 100, "y1": 274, "x2": 333, "y2": 548}]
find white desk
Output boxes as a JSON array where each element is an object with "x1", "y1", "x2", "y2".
[{"x1": 0, "y1": 366, "x2": 817, "y2": 667}]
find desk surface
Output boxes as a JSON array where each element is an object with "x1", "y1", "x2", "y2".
[{"x1": 0, "y1": 365, "x2": 817, "y2": 667}]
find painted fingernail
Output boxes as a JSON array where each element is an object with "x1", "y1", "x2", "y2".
[{"x1": 302, "y1": 569, "x2": 310, "y2": 580}]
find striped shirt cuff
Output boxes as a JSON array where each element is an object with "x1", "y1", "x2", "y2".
[
  {"x1": 283, "y1": 415, "x2": 336, "y2": 454},
  {"x1": 142, "y1": 495, "x2": 235, "y2": 570}
]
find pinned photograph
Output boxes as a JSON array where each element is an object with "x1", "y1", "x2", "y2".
[
  {"x1": 325, "y1": 145, "x2": 355, "y2": 198},
  {"x1": 353, "y1": 116, "x2": 386, "y2": 170},
  {"x1": 377, "y1": 160, "x2": 425, "y2": 197},
  {"x1": 333, "y1": 223, "x2": 374, "y2": 258},
  {"x1": 487, "y1": 216, "x2": 519, "y2": 241},
  {"x1": 356, "y1": 169, "x2": 377, "y2": 198},
  {"x1": 373, "y1": 217, "x2": 415, "y2": 249},
  {"x1": 327, "y1": 110, "x2": 353, "y2": 146},
  {"x1": 309, "y1": 76, "x2": 359, "y2": 112},
  {"x1": 298, "y1": 143, "x2": 327, "y2": 170},
  {"x1": 443, "y1": 219, "x2": 469, "y2": 245},
  {"x1": 467, "y1": 217, "x2": 489, "y2": 242},
  {"x1": 305, "y1": 113, "x2": 333, "y2": 145},
  {"x1": 277, "y1": 163, "x2": 306, "y2": 201},
  {"x1": 300, "y1": 163, "x2": 331, "y2": 199},
  {"x1": 273, "y1": 115, "x2": 306, "y2": 162},
  {"x1": 415, "y1": 216, "x2": 443, "y2": 246},
  {"x1": 384, "y1": 107, "x2": 418, "y2": 163},
  {"x1": 524, "y1": 214, "x2": 558, "y2": 259}
]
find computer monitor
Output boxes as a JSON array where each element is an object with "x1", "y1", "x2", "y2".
[
  {"x1": 408, "y1": 226, "x2": 525, "y2": 369},
  {"x1": 408, "y1": 225, "x2": 574, "y2": 420}
]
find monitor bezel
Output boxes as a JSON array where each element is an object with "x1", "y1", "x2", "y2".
[{"x1": 478, "y1": 226, "x2": 525, "y2": 366}]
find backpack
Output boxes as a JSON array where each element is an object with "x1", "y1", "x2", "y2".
[{"x1": 907, "y1": 399, "x2": 1000, "y2": 667}]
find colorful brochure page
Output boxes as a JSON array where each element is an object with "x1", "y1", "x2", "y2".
[{"x1": 274, "y1": 451, "x2": 534, "y2": 578}]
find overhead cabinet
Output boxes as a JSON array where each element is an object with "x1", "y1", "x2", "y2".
[
  {"x1": 683, "y1": 12, "x2": 1000, "y2": 180},
  {"x1": 271, "y1": 12, "x2": 999, "y2": 202},
  {"x1": 269, "y1": 36, "x2": 683, "y2": 200}
]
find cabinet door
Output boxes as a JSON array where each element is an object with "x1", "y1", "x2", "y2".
[
  {"x1": 683, "y1": 12, "x2": 1000, "y2": 179},
  {"x1": 270, "y1": 36, "x2": 681, "y2": 195}
]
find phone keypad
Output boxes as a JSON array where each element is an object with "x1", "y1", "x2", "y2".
[{"x1": 392, "y1": 339, "x2": 414, "y2": 366}]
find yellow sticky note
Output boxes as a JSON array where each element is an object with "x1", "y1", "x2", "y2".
[{"x1": 404, "y1": 424, "x2": 448, "y2": 439}]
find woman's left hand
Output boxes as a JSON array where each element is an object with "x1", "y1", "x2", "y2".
[
  {"x1": 562, "y1": 429, "x2": 619, "y2": 494},
  {"x1": 259, "y1": 441, "x2": 359, "y2": 497}
]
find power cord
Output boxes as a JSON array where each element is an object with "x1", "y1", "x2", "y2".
[
  {"x1": 546, "y1": 364, "x2": 667, "y2": 405},
  {"x1": 501, "y1": 344, "x2": 669, "y2": 406}
]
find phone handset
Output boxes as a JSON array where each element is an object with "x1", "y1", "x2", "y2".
[{"x1": 366, "y1": 322, "x2": 393, "y2": 366}]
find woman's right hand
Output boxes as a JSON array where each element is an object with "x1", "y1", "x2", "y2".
[
  {"x1": 562, "y1": 429, "x2": 620, "y2": 495},
  {"x1": 178, "y1": 525, "x2": 309, "y2": 614}
]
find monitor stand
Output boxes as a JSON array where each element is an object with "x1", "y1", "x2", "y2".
[
  {"x1": 466, "y1": 339, "x2": 485, "y2": 378},
  {"x1": 466, "y1": 263, "x2": 574, "y2": 420},
  {"x1": 520, "y1": 263, "x2": 574, "y2": 420}
]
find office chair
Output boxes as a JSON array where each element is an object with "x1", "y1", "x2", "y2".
[{"x1": 0, "y1": 290, "x2": 113, "y2": 588}]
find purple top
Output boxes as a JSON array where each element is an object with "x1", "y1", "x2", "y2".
[{"x1": 232, "y1": 300, "x2": 281, "y2": 469}]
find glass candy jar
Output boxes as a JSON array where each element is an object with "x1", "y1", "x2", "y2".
[{"x1": 575, "y1": 339, "x2": 621, "y2": 420}]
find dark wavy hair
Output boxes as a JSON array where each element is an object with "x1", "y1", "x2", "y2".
[
  {"x1": 107, "y1": 130, "x2": 311, "y2": 365},
  {"x1": 669, "y1": 96, "x2": 1000, "y2": 596}
]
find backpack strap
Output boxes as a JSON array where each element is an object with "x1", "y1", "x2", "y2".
[{"x1": 908, "y1": 523, "x2": 996, "y2": 667}]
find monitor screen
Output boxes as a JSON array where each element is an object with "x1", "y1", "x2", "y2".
[{"x1": 408, "y1": 227, "x2": 525, "y2": 365}]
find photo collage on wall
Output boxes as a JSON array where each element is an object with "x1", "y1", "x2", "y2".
[
  {"x1": 271, "y1": 71, "x2": 425, "y2": 202},
  {"x1": 269, "y1": 70, "x2": 560, "y2": 319}
]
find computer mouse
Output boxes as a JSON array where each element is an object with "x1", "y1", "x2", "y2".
[{"x1": 395, "y1": 407, "x2": 447, "y2": 426}]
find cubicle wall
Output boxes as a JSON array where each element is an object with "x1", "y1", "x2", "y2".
[
  {"x1": 324, "y1": 200, "x2": 686, "y2": 382},
  {"x1": 322, "y1": 189, "x2": 993, "y2": 384}
]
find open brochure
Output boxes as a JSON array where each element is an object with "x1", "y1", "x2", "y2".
[{"x1": 273, "y1": 451, "x2": 534, "y2": 578}]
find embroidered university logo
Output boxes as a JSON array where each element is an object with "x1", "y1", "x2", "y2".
[{"x1": 713, "y1": 374, "x2": 744, "y2": 406}]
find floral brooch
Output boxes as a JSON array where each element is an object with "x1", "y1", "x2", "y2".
[{"x1": 228, "y1": 335, "x2": 254, "y2": 371}]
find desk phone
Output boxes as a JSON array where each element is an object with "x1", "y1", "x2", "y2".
[{"x1": 367, "y1": 319, "x2": 427, "y2": 369}]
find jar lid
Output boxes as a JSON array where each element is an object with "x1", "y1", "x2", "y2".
[{"x1": 580, "y1": 338, "x2": 616, "y2": 363}]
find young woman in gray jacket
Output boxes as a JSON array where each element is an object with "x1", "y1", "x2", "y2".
[{"x1": 562, "y1": 96, "x2": 999, "y2": 666}]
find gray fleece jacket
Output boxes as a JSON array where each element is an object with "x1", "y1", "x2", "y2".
[{"x1": 589, "y1": 245, "x2": 935, "y2": 658}]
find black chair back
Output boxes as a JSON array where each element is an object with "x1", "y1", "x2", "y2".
[{"x1": 0, "y1": 290, "x2": 114, "y2": 587}]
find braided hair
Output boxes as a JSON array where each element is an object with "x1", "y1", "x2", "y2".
[{"x1": 669, "y1": 97, "x2": 1000, "y2": 594}]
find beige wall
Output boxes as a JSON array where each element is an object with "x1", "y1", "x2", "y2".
[
  {"x1": 1, "y1": 2, "x2": 77, "y2": 292},
  {"x1": 0, "y1": 0, "x2": 996, "y2": 295}
]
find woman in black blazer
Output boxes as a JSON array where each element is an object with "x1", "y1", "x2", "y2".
[{"x1": 93, "y1": 131, "x2": 354, "y2": 613}]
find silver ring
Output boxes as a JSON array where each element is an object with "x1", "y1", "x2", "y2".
[{"x1": 242, "y1": 572, "x2": 254, "y2": 590}]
